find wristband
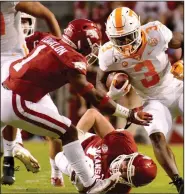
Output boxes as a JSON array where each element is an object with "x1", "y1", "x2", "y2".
[
  {"x1": 98, "y1": 95, "x2": 110, "y2": 108},
  {"x1": 113, "y1": 104, "x2": 130, "y2": 118},
  {"x1": 78, "y1": 83, "x2": 94, "y2": 96}
]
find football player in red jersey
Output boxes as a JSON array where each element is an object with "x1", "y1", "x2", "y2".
[
  {"x1": 1, "y1": 2, "x2": 62, "y2": 185},
  {"x1": 1, "y1": 19, "x2": 153, "y2": 193},
  {"x1": 21, "y1": 13, "x2": 64, "y2": 187},
  {"x1": 55, "y1": 108, "x2": 157, "y2": 194}
]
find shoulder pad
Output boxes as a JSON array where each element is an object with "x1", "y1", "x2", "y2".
[{"x1": 98, "y1": 42, "x2": 115, "y2": 71}]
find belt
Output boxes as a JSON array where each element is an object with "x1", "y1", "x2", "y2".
[{"x1": 2, "y1": 83, "x2": 10, "y2": 90}]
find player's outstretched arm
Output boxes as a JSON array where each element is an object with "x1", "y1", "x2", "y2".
[
  {"x1": 15, "y1": 2, "x2": 62, "y2": 37},
  {"x1": 68, "y1": 70, "x2": 153, "y2": 126},
  {"x1": 96, "y1": 68, "x2": 110, "y2": 93},
  {"x1": 77, "y1": 109, "x2": 115, "y2": 138},
  {"x1": 168, "y1": 32, "x2": 183, "y2": 50}
]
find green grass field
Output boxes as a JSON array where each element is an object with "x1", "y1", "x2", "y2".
[{"x1": 1, "y1": 141, "x2": 183, "y2": 194}]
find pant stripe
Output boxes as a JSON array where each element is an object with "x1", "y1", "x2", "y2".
[
  {"x1": 12, "y1": 94, "x2": 66, "y2": 137},
  {"x1": 21, "y1": 98, "x2": 68, "y2": 131}
]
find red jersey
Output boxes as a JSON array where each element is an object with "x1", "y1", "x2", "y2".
[
  {"x1": 82, "y1": 130, "x2": 138, "y2": 194},
  {"x1": 4, "y1": 35, "x2": 88, "y2": 102},
  {"x1": 26, "y1": 31, "x2": 49, "y2": 52}
]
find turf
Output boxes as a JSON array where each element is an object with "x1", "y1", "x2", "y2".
[{"x1": 1, "y1": 141, "x2": 183, "y2": 194}]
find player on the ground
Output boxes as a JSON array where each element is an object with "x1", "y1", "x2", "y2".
[
  {"x1": 1, "y1": 18, "x2": 153, "y2": 193},
  {"x1": 1, "y1": 1, "x2": 62, "y2": 185},
  {"x1": 21, "y1": 13, "x2": 64, "y2": 186},
  {"x1": 96, "y1": 7, "x2": 183, "y2": 193},
  {"x1": 55, "y1": 108, "x2": 157, "y2": 194}
]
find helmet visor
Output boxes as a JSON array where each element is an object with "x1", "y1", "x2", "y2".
[
  {"x1": 110, "y1": 30, "x2": 139, "y2": 47},
  {"x1": 110, "y1": 153, "x2": 139, "y2": 187}
]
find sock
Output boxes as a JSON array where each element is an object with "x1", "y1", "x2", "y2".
[
  {"x1": 55, "y1": 152, "x2": 71, "y2": 176},
  {"x1": 50, "y1": 158, "x2": 63, "y2": 180},
  {"x1": 63, "y1": 140, "x2": 95, "y2": 187},
  {"x1": 3, "y1": 138, "x2": 16, "y2": 157},
  {"x1": 4, "y1": 156, "x2": 14, "y2": 165},
  {"x1": 15, "y1": 128, "x2": 23, "y2": 145}
]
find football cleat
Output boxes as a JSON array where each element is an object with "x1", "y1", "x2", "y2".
[
  {"x1": 51, "y1": 177, "x2": 65, "y2": 187},
  {"x1": 13, "y1": 143, "x2": 40, "y2": 173},
  {"x1": 1, "y1": 156, "x2": 15, "y2": 185},
  {"x1": 170, "y1": 175, "x2": 184, "y2": 194}
]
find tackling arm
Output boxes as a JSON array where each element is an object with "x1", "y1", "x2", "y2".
[
  {"x1": 68, "y1": 70, "x2": 153, "y2": 126},
  {"x1": 15, "y1": 2, "x2": 62, "y2": 37},
  {"x1": 96, "y1": 68, "x2": 110, "y2": 93},
  {"x1": 76, "y1": 109, "x2": 115, "y2": 138},
  {"x1": 168, "y1": 32, "x2": 184, "y2": 58}
]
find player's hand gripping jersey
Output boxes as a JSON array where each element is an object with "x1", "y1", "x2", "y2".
[
  {"x1": 4, "y1": 35, "x2": 88, "y2": 102},
  {"x1": 99, "y1": 21, "x2": 182, "y2": 104}
]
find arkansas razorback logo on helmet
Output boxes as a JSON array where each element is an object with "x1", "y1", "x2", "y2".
[{"x1": 62, "y1": 19, "x2": 102, "y2": 65}]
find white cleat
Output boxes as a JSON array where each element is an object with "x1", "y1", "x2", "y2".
[{"x1": 13, "y1": 144, "x2": 40, "y2": 173}]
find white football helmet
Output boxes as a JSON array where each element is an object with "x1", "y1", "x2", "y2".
[
  {"x1": 21, "y1": 13, "x2": 36, "y2": 38},
  {"x1": 106, "y1": 7, "x2": 141, "y2": 55}
]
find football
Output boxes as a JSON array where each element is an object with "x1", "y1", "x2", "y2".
[{"x1": 106, "y1": 72, "x2": 129, "y2": 89}]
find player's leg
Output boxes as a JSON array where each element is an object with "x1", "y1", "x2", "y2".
[
  {"x1": 1, "y1": 125, "x2": 17, "y2": 185},
  {"x1": 1, "y1": 50, "x2": 33, "y2": 184},
  {"x1": 1, "y1": 91, "x2": 119, "y2": 192},
  {"x1": 143, "y1": 100, "x2": 183, "y2": 193},
  {"x1": 77, "y1": 108, "x2": 115, "y2": 138},
  {"x1": 46, "y1": 137, "x2": 64, "y2": 186},
  {"x1": 43, "y1": 94, "x2": 64, "y2": 186}
]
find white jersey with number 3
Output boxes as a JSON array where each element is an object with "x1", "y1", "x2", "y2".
[
  {"x1": 99, "y1": 21, "x2": 182, "y2": 106},
  {"x1": 0, "y1": 2, "x2": 26, "y2": 53}
]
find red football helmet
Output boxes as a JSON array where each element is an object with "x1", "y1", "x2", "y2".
[
  {"x1": 110, "y1": 152, "x2": 157, "y2": 187},
  {"x1": 62, "y1": 19, "x2": 102, "y2": 65}
]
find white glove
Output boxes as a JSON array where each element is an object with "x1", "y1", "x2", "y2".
[{"x1": 107, "y1": 74, "x2": 131, "y2": 100}]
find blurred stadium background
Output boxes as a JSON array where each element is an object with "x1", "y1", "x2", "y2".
[{"x1": 2, "y1": 1, "x2": 184, "y2": 193}]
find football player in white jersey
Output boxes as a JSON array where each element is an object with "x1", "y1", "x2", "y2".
[
  {"x1": 96, "y1": 7, "x2": 183, "y2": 194},
  {"x1": 1, "y1": 2, "x2": 62, "y2": 185}
]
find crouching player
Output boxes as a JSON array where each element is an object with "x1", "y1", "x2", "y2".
[{"x1": 55, "y1": 109, "x2": 157, "y2": 193}]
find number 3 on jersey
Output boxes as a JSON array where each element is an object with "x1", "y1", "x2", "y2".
[{"x1": 134, "y1": 60, "x2": 160, "y2": 88}]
